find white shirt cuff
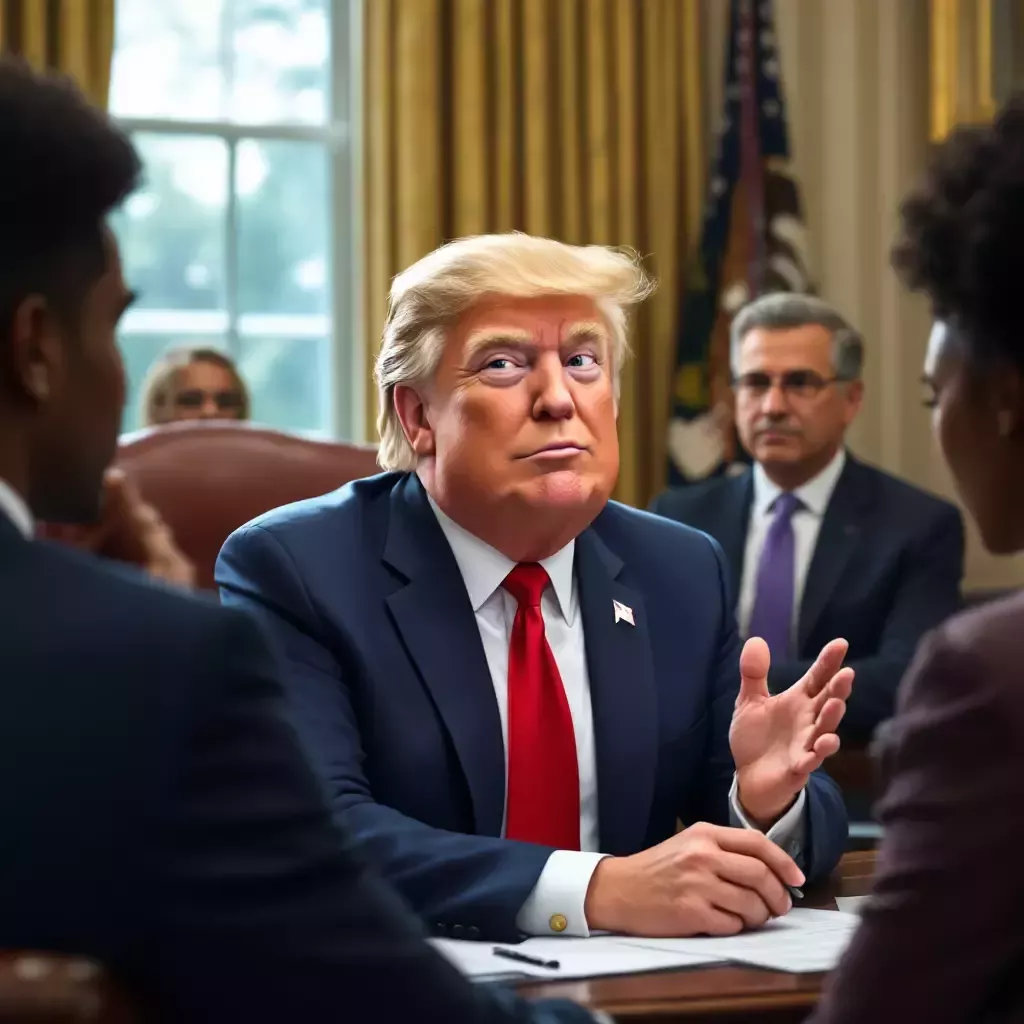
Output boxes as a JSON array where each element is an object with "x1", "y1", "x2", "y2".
[
  {"x1": 728, "y1": 774, "x2": 806, "y2": 862},
  {"x1": 514, "y1": 850, "x2": 610, "y2": 937}
]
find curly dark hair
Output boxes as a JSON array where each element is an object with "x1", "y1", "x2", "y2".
[
  {"x1": 892, "y1": 96, "x2": 1024, "y2": 370},
  {"x1": 0, "y1": 58, "x2": 141, "y2": 336}
]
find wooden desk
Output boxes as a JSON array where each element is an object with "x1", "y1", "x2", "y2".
[{"x1": 518, "y1": 851, "x2": 876, "y2": 1023}]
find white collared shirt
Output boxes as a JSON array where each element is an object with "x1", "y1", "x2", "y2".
[
  {"x1": 738, "y1": 449, "x2": 847, "y2": 643},
  {"x1": 0, "y1": 478, "x2": 33, "y2": 538},
  {"x1": 429, "y1": 497, "x2": 805, "y2": 937}
]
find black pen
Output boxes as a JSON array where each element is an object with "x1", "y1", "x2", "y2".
[{"x1": 492, "y1": 947, "x2": 561, "y2": 970}]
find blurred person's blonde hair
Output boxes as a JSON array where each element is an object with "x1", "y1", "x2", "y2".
[
  {"x1": 375, "y1": 233, "x2": 655, "y2": 472},
  {"x1": 139, "y1": 346, "x2": 250, "y2": 426}
]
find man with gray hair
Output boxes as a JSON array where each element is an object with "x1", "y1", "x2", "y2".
[
  {"x1": 218, "y1": 234, "x2": 849, "y2": 944},
  {"x1": 652, "y1": 292, "x2": 964, "y2": 745}
]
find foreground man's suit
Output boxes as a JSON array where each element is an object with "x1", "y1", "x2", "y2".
[{"x1": 0, "y1": 513, "x2": 594, "y2": 1024}]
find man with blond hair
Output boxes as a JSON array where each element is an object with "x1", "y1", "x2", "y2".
[{"x1": 218, "y1": 233, "x2": 850, "y2": 943}]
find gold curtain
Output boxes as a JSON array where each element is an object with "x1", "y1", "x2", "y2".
[
  {"x1": 364, "y1": 0, "x2": 705, "y2": 508},
  {"x1": 0, "y1": 0, "x2": 116, "y2": 108}
]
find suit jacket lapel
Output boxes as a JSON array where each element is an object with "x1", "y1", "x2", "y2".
[
  {"x1": 381, "y1": 475, "x2": 506, "y2": 838},
  {"x1": 797, "y1": 458, "x2": 868, "y2": 651},
  {"x1": 575, "y1": 524, "x2": 658, "y2": 856},
  {"x1": 715, "y1": 472, "x2": 754, "y2": 604}
]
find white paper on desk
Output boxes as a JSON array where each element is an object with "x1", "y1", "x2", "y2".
[
  {"x1": 430, "y1": 935, "x2": 723, "y2": 982},
  {"x1": 835, "y1": 895, "x2": 870, "y2": 915},
  {"x1": 620, "y1": 908, "x2": 860, "y2": 975}
]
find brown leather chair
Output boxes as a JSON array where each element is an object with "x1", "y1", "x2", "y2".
[
  {"x1": 115, "y1": 421, "x2": 381, "y2": 590},
  {"x1": 0, "y1": 953, "x2": 137, "y2": 1022}
]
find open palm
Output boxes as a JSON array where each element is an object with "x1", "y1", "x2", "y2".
[{"x1": 730, "y1": 637, "x2": 854, "y2": 824}]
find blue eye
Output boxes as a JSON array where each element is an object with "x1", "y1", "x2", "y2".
[
  {"x1": 567, "y1": 353, "x2": 597, "y2": 367},
  {"x1": 486, "y1": 357, "x2": 513, "y2": 370}
]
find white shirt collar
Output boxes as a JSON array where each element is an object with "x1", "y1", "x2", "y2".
[
  {"x1": 752, "y1": 448, "x2": 847, "y2": 518},
  {"x1": 427, "y1": 496, "x2": 577, "y2": 624},
  {"x1": 0, "y1": 478, "x2": 33, "y2": 538}
]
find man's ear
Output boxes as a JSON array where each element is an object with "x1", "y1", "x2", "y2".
[
  {"x1": 393, "y1": 384, "x2": 436, "y2": 457},
  {"x1": 9, "y1": 295, "x2": 59, "y2": 406},
  {"x1": 988, "y1": 364, "x2": 1024, "y2": 438},
  {"x1": 842, "y1": 379, "x2": 865, "y2": 424}
]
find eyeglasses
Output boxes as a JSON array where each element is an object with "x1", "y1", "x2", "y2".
[
  {"x1": 174, "y1": 389, "x2": 245, "y2": 411},
  {"x1": 732, "y1": 370, "x2": 842, "y2": 400}
]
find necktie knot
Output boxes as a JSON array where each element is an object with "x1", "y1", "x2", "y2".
[
  {"x1": 503, "y1": 563, "x2": 549, "y2": 608},
  {"x1": 771, "y1": 491, "x2": 803, "y2": 522}
]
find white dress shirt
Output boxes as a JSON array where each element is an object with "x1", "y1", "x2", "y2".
[
  {"x1": 738, "y1": 449, "x2": 847, "y2": 643},
  {"x1": 429, "y1": 498, "x2": 805, "y2": 938},
  {"x1": 0, "y1": 478, "x2": 33, "y2": 538}
]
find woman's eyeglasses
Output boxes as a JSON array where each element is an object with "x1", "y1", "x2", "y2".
[{"x1": 174, "y1": 389, "x2": 245, "y2": 411}]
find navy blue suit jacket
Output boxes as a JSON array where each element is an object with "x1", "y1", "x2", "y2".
[
  {"x1": 650, "y1": 455, "x2": 964, "y2": 743},
  {"x1": 217, "y1": 473, "x2": 847, "y2": 943},
  {"x1": 0, "y1": 517, "x2": 589, "y2": 1024}
]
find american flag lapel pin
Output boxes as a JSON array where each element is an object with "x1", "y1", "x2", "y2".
[{"x1": 612, "y1": 600, "x2": 635, "y2": 626}]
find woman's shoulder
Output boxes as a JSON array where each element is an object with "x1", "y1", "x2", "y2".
[{"x1": 899, "y1": 590, "x2": 1024, "y2": 724}]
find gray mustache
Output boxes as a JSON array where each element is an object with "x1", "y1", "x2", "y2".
[{"x1": 754, "y1": 422, "x2": 802, "y2": 436}]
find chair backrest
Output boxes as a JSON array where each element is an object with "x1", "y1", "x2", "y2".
[
  {"x1": 115, "y1": 422, "x2": 381, "y2": 590},
  {"x1": 0, "y1": 952, "x2": 136, "y2": 1023}
]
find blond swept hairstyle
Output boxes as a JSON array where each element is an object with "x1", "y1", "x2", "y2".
[{"x1": 375, "y1": 233, "x2": 655, "y2": 471}]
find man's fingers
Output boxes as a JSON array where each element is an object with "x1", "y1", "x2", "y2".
[
  {"x1": 102, "y1": 466, "x2": 126, "y2": 490},
  {"x1": 811, "y1": 667, "x2": 855, "y2": 714},
  {"x1": 801, "y1": 639, "x2": 849, "y2": 698},
  {"x1": 709, "y1": 880, "x2": 773, "y2": 930},
  {"x1": 693, "y1": 907, "x2": 745, "y2": 937},
  {"x1": 812, "y1": 733, "x2": 841, "y2": 760},
  {"x1": 738, "y1": 636, "x2": 771, "y2": 702},
  {"x1": 713, "y1": 826, "x2": 805, "y2": 887},
  {"x1": 813, "y1": 696, "x2": 846, "y2": 738},
  {"x1": 100, "y1": 468, "x2": 130, "y2": 508},
  {"x1": 133, "y1": 502, "x2": 164, "y2": 532},
  {"x1": 792, "y1": 725, "x2": 843, "y2": 775},
  {"x1": 715, "y1": 851, "x2": 792, "y2": 918}
]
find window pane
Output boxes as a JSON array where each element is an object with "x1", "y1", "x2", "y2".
[
  {"x1": 240, "y1": 337, "x2": 330, "y2": 432},
  {"x1": 236, "y1": 139, "x2": 329, "y2": 315},
  {"x1": 110, "y1": 0, "x2": 226, "y2": 120},
  {"x1": 233, "y1": 0, "x2": 330, "y2": 124},
  {"x1": 118, "y1": 334, "x2": 227, "y2": 434},
  {"x1": 112, "y1": 134, "x2": 228, "y2": 312}
]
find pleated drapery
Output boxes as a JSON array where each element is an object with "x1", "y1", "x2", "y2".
[
  {"x1": 363, "y1": 0, "x2": 705, "y2": 507},
  {"x1": 0, "y1": 0, "x2": 116, "y2": 108}
]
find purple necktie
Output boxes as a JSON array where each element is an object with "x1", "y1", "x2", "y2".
[{"x1": 747, "y1": 492, "x2": 802, "y2": 659}]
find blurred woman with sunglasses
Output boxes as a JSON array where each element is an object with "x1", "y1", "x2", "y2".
[{"x1": 140, "y1": 346, "x2": 250, "y2": 426}]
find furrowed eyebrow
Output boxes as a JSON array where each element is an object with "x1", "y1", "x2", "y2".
[
  {"x1": 464, "y1": 329, "x2": 535, "y2": 359},
  {"x1": 563, "y1": 320, "x2": 607, "y2": 342}
]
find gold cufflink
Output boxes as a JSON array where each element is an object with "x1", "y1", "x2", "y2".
[{"x1": 549, "y1": 913, "x2": 568, "y2": 933}]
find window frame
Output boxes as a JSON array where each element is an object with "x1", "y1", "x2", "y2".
[{"x1": 110, "y1": 0, "x2": 362, "y2": 440}]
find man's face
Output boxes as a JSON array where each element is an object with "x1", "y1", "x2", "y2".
[
  {"x1": 401, "y1": 293, "x2": 620, "y2": 548},
  {"x1": 733, "y1": 324, "x2": 862, "y2": 479},
  {"x1": 25, "y1": 228, "x2": 130, "y2": 523}
]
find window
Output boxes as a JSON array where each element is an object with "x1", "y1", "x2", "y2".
[{"x1": 109, "y1": 0, "x2": 358, "y2": 436}]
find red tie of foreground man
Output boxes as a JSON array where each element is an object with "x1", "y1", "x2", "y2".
[{"x1": 502, "y1": 563, "x2": 580, "y2": 850}]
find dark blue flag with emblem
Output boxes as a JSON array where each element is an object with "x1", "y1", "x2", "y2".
[{"x1": 666, "y1": 0, "x2": 813, "y2": 486}]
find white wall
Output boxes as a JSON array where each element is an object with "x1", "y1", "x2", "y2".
[{"x1": 702, "y1": 0, "x2": 1024, "y2": 589}]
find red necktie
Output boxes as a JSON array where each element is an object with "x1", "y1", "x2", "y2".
[{"x1": 502, "y1": 563, "x2": 580, "y2": 850}]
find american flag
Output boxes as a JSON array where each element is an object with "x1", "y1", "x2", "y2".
[{"x1": 666, "y1": 0, "x2": 813, "y2": 486}]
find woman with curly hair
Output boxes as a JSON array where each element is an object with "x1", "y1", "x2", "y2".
[{"x1": 812, "y1": 100, "x2": 1024, "y2": 1023}]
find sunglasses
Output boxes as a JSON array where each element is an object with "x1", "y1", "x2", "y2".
[{"x1": 174, "y1": 388, "x2": 245, "y2": 411}]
